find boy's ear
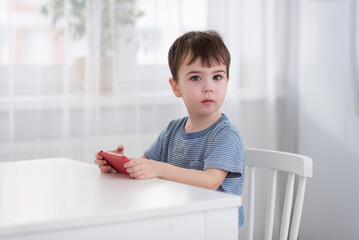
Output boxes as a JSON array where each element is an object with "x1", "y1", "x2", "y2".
[{"x1": 169, "y1": 78, "x2": 182, "y2": 97}]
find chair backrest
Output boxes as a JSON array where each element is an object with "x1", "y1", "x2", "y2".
[{"x1": 244, "y1": 148, "x2": 313, "y2": 240}]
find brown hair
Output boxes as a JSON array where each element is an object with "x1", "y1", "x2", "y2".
[{"x1": 168, "y1": 30, "x2": 231, "y2": 82}]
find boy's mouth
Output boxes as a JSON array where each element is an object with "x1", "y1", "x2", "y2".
[{"x1": 202, "y1": 99, "x2": 214, "y2": 104}]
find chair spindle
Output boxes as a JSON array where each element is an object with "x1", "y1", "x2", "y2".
[
  {"x1": 280, "y1": 172, "x2": 295, "y2": 240},
  {"x1": 264, "y1": 169, "x2": 277, "y2": 240},
  {"x1": 247, "y1": 166, "x2": 255, "y2": 240}
]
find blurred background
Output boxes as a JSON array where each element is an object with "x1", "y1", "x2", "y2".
[{"x1": 0, "y1": 0, "x2": 358, "y2": 239}]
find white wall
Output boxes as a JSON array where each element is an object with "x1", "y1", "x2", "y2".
[{"x1": 298, "y1": 0, "x2": 359, "y2": 239}]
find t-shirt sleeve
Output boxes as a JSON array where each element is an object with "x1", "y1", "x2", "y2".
[
  {"x1": 143, "y1": 128, "x2": 166, "y2": 161},
  {"x1": 204, "y1": 130, "x2": 245, "y2": 178}
]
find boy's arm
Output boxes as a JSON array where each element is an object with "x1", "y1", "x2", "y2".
[
  {"x1": 157, "y1": 162, "x2": 228, "y2": 190},
  {"x1": 125, "y1": 158, "x2": 227, "y2": 190}
]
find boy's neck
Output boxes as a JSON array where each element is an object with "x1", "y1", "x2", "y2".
[{"x1": 184, "y1": 111, "x2": 222, "y2": 133}]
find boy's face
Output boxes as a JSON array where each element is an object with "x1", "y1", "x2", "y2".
[{"x1": 169, "y1": 56, "x2": 229, "y2": 119}]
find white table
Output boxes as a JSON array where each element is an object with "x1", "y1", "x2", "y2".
[{"x1": 0, "y1": 158, "x2": 241, "y2": 240}]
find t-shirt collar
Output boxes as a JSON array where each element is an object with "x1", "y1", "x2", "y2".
[{"x1": 180, "y1": 114, "x2": 228, "y2": 139}]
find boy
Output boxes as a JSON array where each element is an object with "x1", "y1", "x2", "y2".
[{"x1": 94, "y1": 30, "x2": 245, "y2": 230}]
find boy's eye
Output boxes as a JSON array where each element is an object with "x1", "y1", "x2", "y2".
[
  {"x1": 213, "y1": 75, "x2": 222, "y2": 80},
  {"x1": 190, "y1": 76, "x2": 201, "y2": 81}
]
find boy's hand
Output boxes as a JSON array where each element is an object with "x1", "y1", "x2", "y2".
[
  {"x1": 124, "y1": 157, "x2": 161, "y2": 180},
  {"x1": 94, "y1": 145, "x2": 125, "y2": 173}
]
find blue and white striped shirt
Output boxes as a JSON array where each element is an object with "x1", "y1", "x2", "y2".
[{"x1": 144, "y1": 114, "x2": 245, "y2": 229}]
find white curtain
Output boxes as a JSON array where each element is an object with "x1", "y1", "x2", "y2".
[
  {"x1": 0, "y1": 0, "x2": 240, "y2": 162},
  {"x1": 0, "y1": 0, "x2": 298, "y2": 162},
  {"x1": 0, "y1": 0, "x2": 298, "y2": 159}
]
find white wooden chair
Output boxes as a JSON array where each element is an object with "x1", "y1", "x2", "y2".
[{"x1": 244, "y1": 148, "x2": 313, "y2": 240}]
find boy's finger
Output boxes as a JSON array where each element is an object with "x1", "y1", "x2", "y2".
[
  {"x1": 126, "y1": 165, "x2": 141, "y2": 173},
  {"x1": 94, "y1": 159, "x2": 107, "y2": 165},
  {"x1": 124, "y1": 159, "x2": 140, "y2": 168},
  {"x1": 134, "y1": 175, "x2": 147, "y2": 180},
  {"x1": 116, "y1": 145, "x2": 124, "y2": 152},
  {"x1": 95, "y1": 152, "x2": 103, "y2": 160},
  {"x1": 129, "y1": 171, "x2": 144, "y2": 178},
  {"x1": 100, "y1": 165, "x2": 112, "y2": 173}
]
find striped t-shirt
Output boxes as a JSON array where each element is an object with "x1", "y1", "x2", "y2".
[{"x1": 144, "y1": 114, "x2": 245, "y2": 229}]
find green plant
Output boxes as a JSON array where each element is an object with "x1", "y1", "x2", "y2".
[{"x1": 41, "y1": 0, "x2": 144, "y2": 55}]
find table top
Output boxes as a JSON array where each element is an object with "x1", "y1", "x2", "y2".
[{"x1": 0, "y1": 158, "x2": 241, "y2": 237}]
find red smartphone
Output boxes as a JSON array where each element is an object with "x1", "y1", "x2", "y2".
[{"x1": 98, "y1": 150, "x2": 130, "y2": 174}]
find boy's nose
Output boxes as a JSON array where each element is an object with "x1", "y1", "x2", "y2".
[{"x1": 203, "y1": 79, "x2": 214, "y2": 93}]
